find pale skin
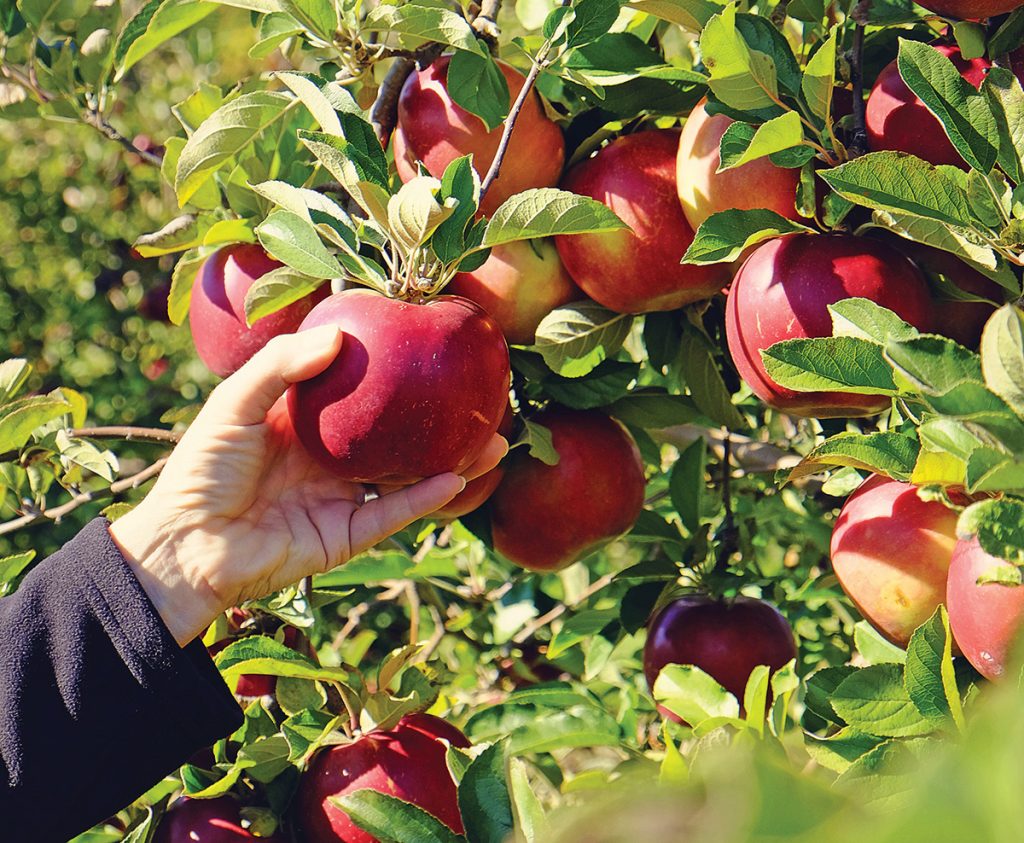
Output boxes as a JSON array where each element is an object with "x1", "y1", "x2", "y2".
[{"x1": 109, "y1": 325, "x2": 508, "y2": 647}]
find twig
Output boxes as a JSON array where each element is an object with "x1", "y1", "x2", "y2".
[
  {"x1": 370, "y1": 57, "x2": 415, "y2": 148},
  {"x1": 713, "y1": 435, "x2": 739, "y2": 572},
  {"x1": 0, "y1": 62, "x2": 54, "y2": 103},
  {"x1": 512, "y1": 572, "x2": 615, "y2": 644},
  {"x1": 0, "y1": 457, "x2": 168, "y2": 536},
  {"x1": 331, "y1": 582, "x2": 405, "y2": 648},
  {"x1": 479, "y1": 50, "x2": 547, "y2": 204},
  {"x1": 472, "y1": 0, "x2": 502, "y2": 48},
  {"x1": 81, "y1": 109, "x2": 164, "y2": 167},
  {"x1": 847, "y1": 3, "x2": 871, "y2": 159},
  {"x1": 770, "y1": 0, "x2": 791, "y2": 27},
  {"x1": 416, "y1": 603, "x2": 447, "y2": 663},
  {"x1": 73, "y1": 426, "x2": 182, "y2": 444}
]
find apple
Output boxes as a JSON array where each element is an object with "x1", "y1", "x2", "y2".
[
  {"x1": 447, "y1": 239, "x2": 579, "y2": 345},
  {"x1": 676, "y1": 97, "x2": 802, "y2": 231},
  {"x1": 830, "y1": 475, "x2": 959, "y2": 648},
  {"x1": 209, "y1": 625, "x2": 315, "y2": 699},
  {"x1": 287, "y1": 290, "x2": 510, "y2": 484},
  {"x1": 644, "y1": 595, "x2": 797, "y2": 718},
  {"x1": 295, "y1": 713, "x2": 469, "y2": 843},
  {"x1": 432, "y1": 405, "x2": 515, "y2": 520},
  {"x1": 725, "y1": 233, "x2": 933, "y2": 417},
  {"x1": 139, "y1": 280, "x2": 172, "y2": 323},
  {"x1": 394, "y1": 55, "x2": 565, "y2": 217},
  {"x1": 947, "y1": 538, "x2": 1024, "y2": 680},
  {"x1": 866, "y1": 44, "x2": 1023, "y2": 168},
  {"x1": 189, "y1": 243, "x2": 327, "y2": 377},
  {"x1": 915, "y1": 1, "x2": 1024, "y2": 18},
  {"x1": 489, "y1": 407, "x2": 645, "y2": 571},
  {"x1": 155, "y1": 797, "x2": 284, "y2": 843},
  {"x1": 555, "y1": 130, "x2": 730, "y2": 314}
]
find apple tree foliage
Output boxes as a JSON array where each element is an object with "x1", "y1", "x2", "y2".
[{"x1": 3, "y1": 0, "x2": 1024, "y2": 840}]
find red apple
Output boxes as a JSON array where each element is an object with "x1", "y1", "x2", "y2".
[
  {"x1": 287, "y1": 290, "x2": 510, "y2": 484},
  {"x1": 947, "y1": 538, "x2": 1024, "y2": 680},
  {"x1": 644, "y1": 595, "x2": 797, "y2": 717},
  {"x1": 916, "y1": 1, "x2": 1024, "y2": 18},
  {"x1": 208, "y1": 625, "x2": 315, "y2": 699},
  {"x1": 448, "y1": 239, "x2": 579, "y2": 345},
  {"x1": 867, "y1": 44, "x2": 1023, "y2": 168},
  {"x1": 189, "y1": 243, "x2": 326, "y2": 377},
  {"x1": 830, "y1": 475, "x2": 959, "y2": 648},
  {"x1": 489, "y1": 407, "x2": 645, "y2": 571},
  {"x1": 432, "y1": 405, "x2": 515, "y2": 520},
  {"x1": 725, "y1": 233, "x2": 933, "y2": 417},
  {"x1": 295, "y1": 713, "x2": 469, "y2": 843},
  {"x1": 155, "y1": 797, "x2": 284, "y2": 843},
  {"x1": 676, "y1": 97, "x2": 802, "y2": 231},
  {"x1": 555, "y1": 130, "x2": 729, "y2": 314},
  {"x1": 394, "y1": 56, "x2": 565, "y2": 217}
]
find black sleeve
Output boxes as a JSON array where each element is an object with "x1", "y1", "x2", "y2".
[{"x1": 0, "y1": 518, "x2": 243, "y2": 843}]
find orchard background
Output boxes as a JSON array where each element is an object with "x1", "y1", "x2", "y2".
[{"x1": 4, "y1": 0, "x2": 1024, "y2": 840}]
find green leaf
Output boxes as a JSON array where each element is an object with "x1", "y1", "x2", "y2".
[
  {"x1": 543, "y1": 360, "x2": 637, "y2": 409},
  {"x1": 561, "y1": 0, "x2": 622, "y2": 49},
  {"x1": 431, "y1": 156, "x2": 481, "y2": 264},
  {"x1": 980, "y1": 304, "x2": 1024, "y2": 417},
  {"x1": 984, "y1": 66, "x2": 1024, "y2": 184},
  {"x1": 830, "y1": 663, "x2": 940, "y2": 738},
  {"x1": 334, "y1": 790, "x2": 465, "y2": 843},
  {"x1": 897, "y1": 39, "x2": 998, "y2": 174},
  {"x1": 0, "y1": 394, "x2": 72, "y2": 454},
  {"x1": 276, "y1": 72, "x2": 343, "y2": 135},
  {"x1": 509, "y1": 758, "x2": 550, "y2": 843},
  {"x1": 167, "y1": 248, "x2": 206, "y2": 325},
  {"x1": 243, "y1": 266, "x2": 324, "y2": 325},
  {"x1": 854, "y1": 622, "x2": 908, "y2": 665},
  {"x1": 958, "y1": 497, "x2": 1024, "y2": 567},
  {"x1": 363, "y1": 4, "x2": 485, "y2": 55},
  {"x1": 718, "y1": 112, "x2": 804, "y2": 171},
  {"x1": 670, "y1": 437, "x2": 706, "y2": 534},
  {"x1": 802, "y1": 27, "x2": 837, "y2": 121},
  {"x1": 175, "y1": 91, "x2": 293, "y2": 206},
  {"x1": 388, "y1": 176, "x2": 454, "y2": 253},
  {"x1": 805, "y1": 728, "x2": 886, "y2": 774},
  {"x1": 828, "y1": 298, "x2": 921, "y2": 344},
  {"x1": 607, "y1": 391, "x2": 702, "y2": 428},
  {"x1": 820, "y1": 152, "x2": 972, "y2": 228},
  {"x1": 784, "y1": 432, "x2": 920, "y2": 483},
  {"x1": 0, "y1": 550, "x2": 35, "y2": 590},
  {"x1": 114, "y1": 0, "x2": 216, "y2": 81},
  {"x1": 548, "y1": 609, "x2": 618, "y2": 658},
  {"x1": 677, "y1": 329, "x2": 745, "y2": 428},
  {"x1": 761, "y1": 336, "x2": 897, "y2": 395},
  {"x1": 883, "y1": 335, "x2": 983, "y2": 395},
  {"x1": 626, "y1": 0, "x2": 723, "y2": 31},
  {"x1": 458, "y1": 742, "x2": 514, "y2": 843},
  {"x1": 653, "y1": 664, "x2": 740, "y2": 725},
  {"x1": 699, "y1": 4, "x2": 781, "y2": 114},
  {"x1": 301, "y1": 132, "x2": 392, "y2": 224},
  {"x1": 904, "y1": 607, "x2": 965, "y2": 731},
  {"x1": 804, "y1": 666, "x2": 858, "y2": 724},
  {"x1": 446, "y1": 47, "x2": 510, "y2": 132},
  {"x1": 534, "y1": 302, "x2": 632, "y2": 378},
  {"x1": 483, "y1": 188, "x2": 629, "y2": 248},
  {"x1": 0, "y1": 359, "x2": 31, "y2": 404},
  {"x1": 255, "y1": 209, "x2": 343, "y2": 279},
  {"x1": 278, "y1": 0, "x2": 338, "y2": 41},
  {"x1": 214, "y1": 636, "x2": 350, "y2": 685},
  {"x1": 281, "y1": 709, "x2": 338, "y2": 761},
  {"x1": 682, "y1": 209, "x2": 811, "y2": 265},
  {"x1": 518, "y1": 419, "x2": 560, "y2": 466}
]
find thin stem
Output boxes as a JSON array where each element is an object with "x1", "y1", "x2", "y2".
[
  {"x1": 472, "y1": 0, "x2": 503, "y2": 48},
  {"x1": 511, "y1": 572, "x2": 615, "y2": 644},
  {"x1": 847, "y1": 4, "x2": 871, "y2": 159}
]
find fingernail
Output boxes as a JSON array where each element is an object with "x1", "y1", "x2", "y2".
[{"x1": 304, "y1": 324, "x2": 342, "y2": 345}]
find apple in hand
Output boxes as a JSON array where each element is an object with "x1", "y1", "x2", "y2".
[
  {"x1": 295, "y1": 713, "x2": 469, "y2": 843},
  {"x1": 394, "y1": 55, "x2": 565, "y2": 217},
  {"x1": 947, "y1": 538, "x2": 1024, "y2": 680},
  {"x1": 676, "y1": 97, "x2": 802, "y2": 231},
  {"x1": 555, "y1": 130, "x2": 730, "y2": 314},
  {"x1": 189, "y1": 243, "x2": 326, "y2": 377},
  {"x1": 915, "y1": 1, "x2": 1024, "y2": 18},
  {"x1": 448, "y1": 239, "x2": 580, "y2": 345},
  {"x1": 155, "y1": 797, "x2": 285, "y2": 842},
  {"x1": 644, "y1": 595, "x2": 797, "y2": 719},
  {"x1": 725, "y1": 233, "x2": 933, "y2": 418},
  {"x1": 287, "y1": 290, "x2": 510, "y2": 484},
  {"x1": 489, "y1": 407, "x2": 645, "y2": 571},
  {"x1": 830, "y1": 475, "x2": 959, "y2": 648},
  {"x1": 867, "y1": 44, "x2": 1024, "y2": 168}
]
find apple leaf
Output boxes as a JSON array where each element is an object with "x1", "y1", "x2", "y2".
[
  {"x1": 982, "y1": 66, "x2": 1024, "y2": 183},
  {"x1": 669, "y1": 437, "x2": 706, "y2": 534},
  {"x1": 606, "y1": 391, "x2": 703, "y2": 428},
  {"x1": 699, "y1": 5, "x2": 781, "y2": 115},
  {"x1": 854, "y1": 622, "x2": 907, "y2": 666},
  {"x1": 828, "y1": 298, "x2": 920, "y2": 345},
  {"x1": 510, "y1": 757, "x2": 550, "y2": 843},
  {"x1": 682, "y1": 209, "x2": 811, "y2": 265},
  {"x1": 965, "y1": 448, "x2": 1024, "y2": 494},
  {"x1": 957, "y1": 497, "x2": 1024, "y2": 566},
  {"x1": 250, "y1": 180, "x2": 357, "y2": 247},
  {"x1": 883, "y1": 335, "x2": 984, "y2": 395},
  {"x1": 677, "y1": 329, "x2": 746, "y2": 429},
  {"x1": 243, "y1": 266, "x2": 324, "y2": 326},
  {"x1": 782, "y1": 432, "x2": 921, "y2": 484},
  {"x1": 0, "y1": 359, "x2": 31, "y2": 404},
  {"x1": 534, "y1": 301, "x2": 633, "y2": 378},
  {"x1": 432, "y1": 156, "x2": 482, "y2": 264},
  {"x1": 0, "y1": 394, "x2": 72, "y2": 454},
  {"x1": 626, "y1": 0, "x2": 725, "y2": 31},
  {"x1": 830, "y1": 664, "x2": 941, "y2": 738},
  {"x1": 904, "y1": 607, "x2": 965, "y2": 731},
  {"x1": 277, "y1": 0, "x2": 338, "y2": 43},
  {"x1": 761, "y1": 336, "x2": 898, "y2": 395},
  {"x1": 0, "y1": 550, "x2": 35, "y2": 593},
  {"x1": 518, "y1": 419, "x2": 559, "y2": 466},
  {"x1": 166, "y1": 247, "x2": 206, "y2": 325},
  {"x1": 803, "y1": 666, "x2": 858, "y2": 725},
  {"x1": 175, "y1": 91, "x2": 293, "y2": 206},
  {"x1": 502, "y1": 707, "x2": 623, "y2": 754},
  {"x1": 805, "y1": 728, "x2": 887, "y2": 774},
  {"x1": 214, "y1": 636, "x2": 351, "y2": 684},
  {"x1": 255, "y1": 209, "x2": 343, "y2": 279},
  {"x1": 458, "y1": 742, "x2": 514, "y2": 843},
  {"x1": 363, "y1": 4, "x2": 485, "y2": 56},
  {"x1": 482, "y1": 188, "x2": 629, "y2": 248},
  {"x1": 653, "y1": 664, "x2": 740, "y2": 725},
  {"x1": 801, "y1": 26, "x2": 837, "y2": 121},
  {"x1": 897, "y1": 39, "x2": 998, "y2": 174},
  {"x1": 980, "y1": 304, "x2": 1024, "y2": 417},
  {"x1": 275, "y1": 71, "x2": 343, "y2": 135},
  {"x1": 542, "y1": 360, "x2": 638, "y2": 409},
  {"x1": 113, "y1": 0, "x2": 216, "y2": 81},
  {"x1": 548, "y1": 609, "x2": 618, "y2": 658},
  {"x1": 718, "y1": 112, "x2": 804, "y2": 172}
]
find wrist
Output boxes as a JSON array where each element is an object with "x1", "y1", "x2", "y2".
[{"x1": 108, "y1": 502, "x2": 225, "y2": 646}]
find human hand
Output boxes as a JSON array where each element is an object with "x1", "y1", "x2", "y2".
[{"x1": 109, "y1": 326, "x2": 508, "y2": 646}]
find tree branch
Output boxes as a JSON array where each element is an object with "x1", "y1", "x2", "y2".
[
  {"x1": 472, "y1": 0, "x2": 502, "y2": 48},
  {"x1": 371, "y1": 57, "x2": 416, "y2": 149},
  {"x1": 511, "y1": 572, "x2": 615, "y2": 644},
  {"x1": 847, "y1": 2, "x2": 872, "y2": 159},
  {"x1": 81, "y1": 109, "x2": 165, "y2": 167}
]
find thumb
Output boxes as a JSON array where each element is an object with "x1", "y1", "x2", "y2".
[{"x1": 203, "y1": 325, "x2": 342, "y2": 426}]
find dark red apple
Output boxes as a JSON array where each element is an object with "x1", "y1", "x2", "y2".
[
  {"x1": 916, "y1": 0, "x2": 1024, "y2": 18},
  {"x1": 555, "y1": 130, "x2": 730, "y2": 314},
  {"x1": 140, "y1": 280, "x2": 172, "y2": 323},
  {"x1": 489, "y1": 407, "x2": 645, "y2": 571},
  {"x1": 676, "y1": 97, "x2": 801, "y2": 231},
  {"x1": 155, "y1": 797, "x2": 284, "y2": 843},
  {"x1": 394, "y1": 56, "x2": 565, "y2": 217},
  {"x1": 287, "y1": 290, "x2": 510, "y2": 484},
  {"x1": 448, "y1": 239, "x2": 579, "y2": 345},
  {"x1": 867, "y1": 44, "x2": 1024, "y2": 168},
  {"x1": 643, "y1": 595, "x2": 797, "y2": 718},
  {"x1": 830, "y1": 475, "x2": 959, "y2": 648},
  {"x1": 432, "y1": 404, "x2": 515, "y2": 520},
  {"x1": 208, "y1": 625, "x2": 315, "y2": 699},
  {"x1": 189, "y1": 243, "x2": 326, "y2": 377},
  {"x1": 295, "y1": 713, "x2": 469, "y2": 843},
  {"x1": 725, "y1": 233, "x2": 933, "y2": 417},
  {"x1": 947, "y1": 538, "x2": 1024, "y2": 680}
]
